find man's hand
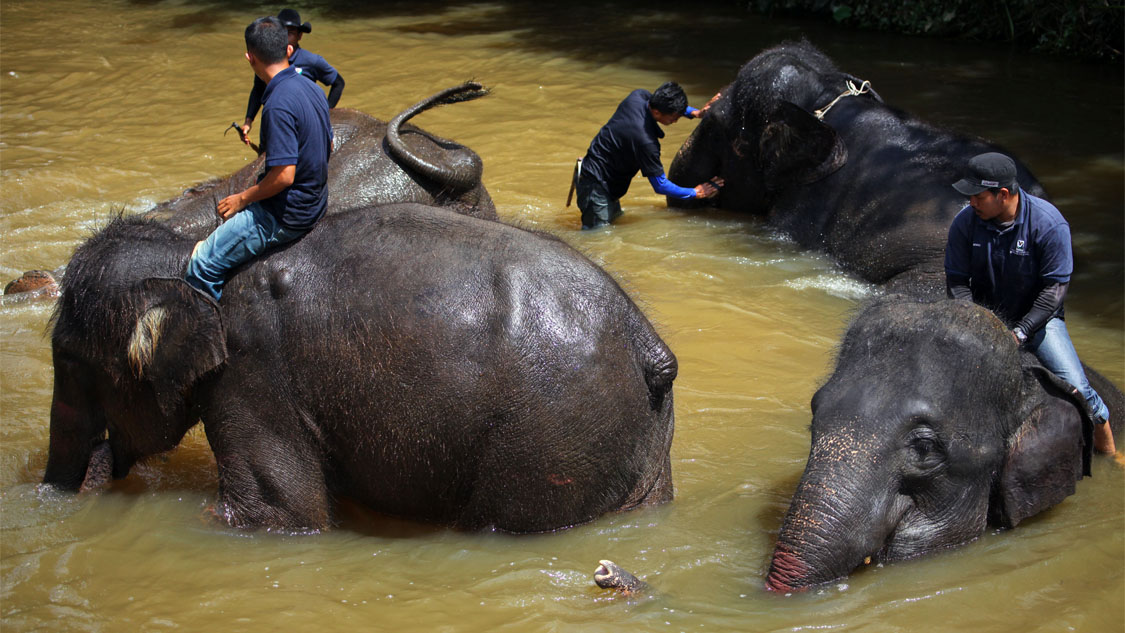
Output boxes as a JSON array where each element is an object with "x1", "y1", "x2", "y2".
[
  {"x1": 694, "y1": 177, "x2": 724, "y2": 199},
  {"x1": 698, "y1": 92, "x2": 722, "y2": 117},
  {"x1": 217, "y1": 192, "x2": 248, "y2": 220},
  {"x1": 239, "y1": 118, "x2": 254, "y2": 143},
  {"x1": 215, "y1": 165, "x2": 295, "y2": 221}
]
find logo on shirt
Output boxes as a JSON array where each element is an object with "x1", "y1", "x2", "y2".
[{"x1": 295, "y1": 68, "x2": 304, "y2": 75}]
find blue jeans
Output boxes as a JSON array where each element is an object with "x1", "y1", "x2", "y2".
[
  {"x1": 184, "y1": 202, "x2": 306, "y2": 300},
  {"x1": 1026, "y1": 317, "x2": 1110, "y2": 423},
  {"x1": 577, "y1": 176, "x2": 623, "y2": 230}
]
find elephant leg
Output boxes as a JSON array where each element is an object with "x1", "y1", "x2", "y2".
[{"x1": 200, "y1": 387, "x2": 331, "y2": 529}]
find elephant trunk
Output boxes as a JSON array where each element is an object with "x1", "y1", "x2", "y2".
[
  {"x1": 42, "y1": 368, "x2": 106, "y2": 491},
  {"x1": 386, "y1": 82, "x2": 489, "y2": 193},
  {"x1": 766, "y1": 433, "x2": 895, "y2": 592}
]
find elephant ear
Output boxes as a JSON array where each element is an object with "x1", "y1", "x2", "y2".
[
  {"x1": 127, "y1": 278, "x2": 227, "y2": 417},
  {"x1": 759, "y1": 101, "x2": 848, "y2": 191},
  {"x1": 990, "y1": 361, "x2": 1093, "y2": 528}
]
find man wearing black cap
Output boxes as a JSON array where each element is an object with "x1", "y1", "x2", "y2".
[
  {"x1": 239, "y1": 8, "x2": 344, "y2": 142},
  {"x1": 944, "y1": 152, "x2": 1114, "y2": 454}
]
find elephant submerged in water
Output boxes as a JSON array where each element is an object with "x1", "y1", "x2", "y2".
[
  {"x1": 44, "y1": 204, "x2": 677, "y2": 532},
  {"x1": 765, "y1": 296, "x2": 1123, "y2": 592},
  {"x1": 668, "y1": 41, "x2": 1043, "y2": 295}
]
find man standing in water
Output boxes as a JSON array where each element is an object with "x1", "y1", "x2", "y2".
[
  {"x1": 239, "y1": 8, "x2": 344, "y2": 141},
  {"x1": 575, "y1": 82, "x2": 722, "y2": 229},
  {"x1": 186, "y1": 16, "x2": 332, "y2": 300},
  {"x1": 944, "y1": 152, "x2": 1115, "y2": 454}
]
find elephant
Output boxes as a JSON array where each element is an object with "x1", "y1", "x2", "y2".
[
  {"x1": 594, "y1": 560, "x2": 650, "y2": 597},
  {"x1": 1, "y1": 268, "x2": 61, "y2": 305},
  {"x1": 765, "y1": 295, "x2": 1123, "y2": 592},
  {"x1": 144, "y1": 81, "x2": 498, "y2": 237},
  {"x1": 668, "y1": 40, "x2": 1043, "y2": 295},
  {"x1": 4, "y1": 83, "x2": 497, "y2": 300},
  {"x1": 43, "y1": 203, "x2": 678, "y2": 533}
]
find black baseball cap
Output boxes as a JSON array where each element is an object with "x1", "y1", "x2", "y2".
[
  {"x1": 952, "y1": 152, "x2": 1017, "y2": 196},
  {"x1": 278, "y1": 9, "x2": 312, "y2": 33}
]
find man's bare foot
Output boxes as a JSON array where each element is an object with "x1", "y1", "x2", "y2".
[{"x1": 1093, "y1": 421, "x2": 1116, "y2": 455}]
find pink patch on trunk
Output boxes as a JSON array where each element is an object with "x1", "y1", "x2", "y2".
[{"x1": 765, "y1": 544, "x2": 809, "y2": 593}]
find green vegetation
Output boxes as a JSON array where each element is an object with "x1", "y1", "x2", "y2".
[{"x1": 749, "y1": 0, "x2": 1123, "y2": 62}]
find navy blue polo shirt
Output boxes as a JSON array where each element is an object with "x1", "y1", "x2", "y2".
[
  {"x1": 581, "y1": 89, "x2": 666, "y2": 200},
  {"x1": 289, "y1": 47, "x2": 339, "y2": 86},
  {"x1": 259, "y1": 65, "x2": 333, "y2": 230},
  {"x1": 246, "y1": 47, "x2": 340, "y2": 121},
  {"x1": 944, "y1": 188, "x2": 1073, "y2": 324}
]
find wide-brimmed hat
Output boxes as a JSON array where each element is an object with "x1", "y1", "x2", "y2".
[
  {"x1": 952, "y1": 152, "x2": 1017, "y2": 196},
  {"x1": 277, "y1": 8, "x2": 312, "y2": 33}
]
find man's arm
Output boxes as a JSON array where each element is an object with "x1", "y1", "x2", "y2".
[
  {"x1": 648, "y1": 172, "x2": 721, "y2": 200},
  {"x1": 216, "y1": 164, "x2": 296, "y2": 220},
  {"x1": 327, "y1": 75, "x2": 345, "y2": 108},
  {"x1": 1013, "y1": 223, "x2": 1074, "y2": 341},
  {"x1": 241, "y1": 76, "x2": 267, "y2": 138},
  {"x1": 1013, "y1": 282, "x2": 1068, "y2": 342},
  {"x1": 944, "y1": 209, "x2": 974, "y2": 300}
]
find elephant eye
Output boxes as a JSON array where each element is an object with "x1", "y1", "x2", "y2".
[
  {"x1": 912, "y1": 437, "x2": 934, "y2": 457},
  {"x1": 906, "y1": 425, "x2": 945, "y2": 467}
]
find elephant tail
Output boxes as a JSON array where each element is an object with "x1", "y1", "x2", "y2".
[
  {"x1": 386, "y1": 82, "x2": 490, "y2": 193},
  {"x1": 632, "y1": 317, "x2": 677, "y2": 409}
]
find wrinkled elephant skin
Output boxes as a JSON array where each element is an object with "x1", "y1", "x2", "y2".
[{"x1": 43, "y1": 204, "x2": 677, "y2": 533}]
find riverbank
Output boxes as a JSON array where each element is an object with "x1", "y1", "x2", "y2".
[{"x1": 744, "y1": 0, "x2": 1123, "y2": 63}]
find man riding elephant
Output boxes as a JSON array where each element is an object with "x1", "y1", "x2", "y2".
[
  {"x1": 945, "y1": 152, "x2": 1114, "y2": 454},
  {"x1": 186, "y1": 15, "x2": 332, "y2": 301}
]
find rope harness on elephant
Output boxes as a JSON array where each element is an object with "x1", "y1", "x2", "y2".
[{"x1": 812, "y1": 79, "x2": 873, "y2": 120}]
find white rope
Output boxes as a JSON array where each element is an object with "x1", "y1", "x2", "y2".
[{"x1": 812, "y1": 79, "x2": 872, "y2": 120}]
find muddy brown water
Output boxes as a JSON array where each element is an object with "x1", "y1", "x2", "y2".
[{"x1": 2, "y1": 2, "x2": 1122, "y2": 631}]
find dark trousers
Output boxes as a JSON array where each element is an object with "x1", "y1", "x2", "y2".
[{"x1": 577, "y1": 176, "x2": 623, "y2": 230}]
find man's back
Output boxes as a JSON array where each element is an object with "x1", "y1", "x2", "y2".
[{"x1": 259, "y1": 65, "x2": 333, "y2": 230}]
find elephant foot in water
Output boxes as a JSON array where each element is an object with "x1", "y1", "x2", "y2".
[{"x1": 594, "y1": 560, "x2": 649, "y2": 596}]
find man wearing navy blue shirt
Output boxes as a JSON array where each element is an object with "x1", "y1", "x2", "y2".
[
  {"x1": 944, "y1": 152, "x2": 1114, "y2": 454},
  {"x1": 239, "y1": 9, "x2": 344, "y2": 142},
  {"x1": 186, "y1": 15, "x2": 333, "y2": 301},
  {"x1": 577, "y1": 82, "x2": 722, "y2": 229}
]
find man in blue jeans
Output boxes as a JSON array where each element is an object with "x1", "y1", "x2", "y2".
[
  {"x1": 944, "y1": 152, "x2": 1114, "y2": 454},
  {"x1": 576, "y1": 82, "x2": 722, "y2": 229},
  {"x1": 186, "y1": 15, "x2": 332, "y2": 301}
]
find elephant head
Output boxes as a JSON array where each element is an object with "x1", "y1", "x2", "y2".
[
  {"x1": 668, "y1": 40, "x2": 879, "y2": 213},
  {"x1": 43, "y1": 218, "x2": 226, "y2": 490},
  {"x1": 765, "y1": 296, "x2": 1100, "y2": 592}
]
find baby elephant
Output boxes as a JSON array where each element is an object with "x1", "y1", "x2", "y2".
[{"x1": 44, "y1": 203, "x2": 677, "y2": 533}]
